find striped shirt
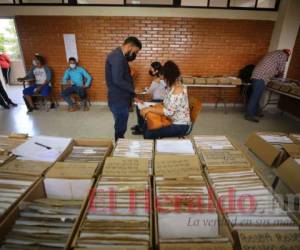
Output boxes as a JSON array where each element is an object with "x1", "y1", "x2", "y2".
[{"x1": 251, "y1": 50, "x2": 288, "y2": 84}]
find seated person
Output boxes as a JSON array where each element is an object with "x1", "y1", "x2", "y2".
[
  {"x1": 140, "y1": 61, "x2": 190, "y2": 139},
  {"x1": 61, "y1": 57, "x2": 92, "y2": 112},
  {"x1": 131, "y1": 61, "x2": 166, "y2": 135},
  {"x1": 18, "y1": 54, "x2": 52, "y2": 113}
]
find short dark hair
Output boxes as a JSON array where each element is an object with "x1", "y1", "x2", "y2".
[
  {"x1": 151, "y1": 61, "x2": 162, "y2": 71},
  {"x1": 124, "y1": 36, "x2": 142, "y2": 50},
  {"x1": 68, "y1": 57, "x2": 77, "y2": 62},
  {"x1": 161, "y1": 60, "x2": 181, "y2": 87},
  {"x1": 34, "y1": 54, "x2": 45, "y2": 65}
]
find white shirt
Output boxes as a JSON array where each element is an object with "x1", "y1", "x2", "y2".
[
  {"x1": 147, "y1": 80, "x2": 166, "y2": 101},
  {"x1": 33, "y1": 67, "x2": 47, "y2": 85}
]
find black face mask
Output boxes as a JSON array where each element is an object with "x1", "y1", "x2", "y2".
[{"x1": 125, "y1": 51, "x2": 137, "y2": 62}]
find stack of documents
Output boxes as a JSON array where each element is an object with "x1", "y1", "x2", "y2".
[
  {"x1": 113, "y1": 139, "x2": 153, "y2": 174},
  {"x1": 0, "y1": 173, "x2": 36, "y2": 217},
  {"x1": 12, "y1": 136, "x2": 72, "y2": 162},
  {"x1": 194, "y1": 136, "x2": 235, "y2": 150},
  {"x1": 156, "y1": 139, "x2": 195, "y2": 155},
  {"x1": 74, "y1": 177, "x2": 151, "y2": 249},
  {"x1": 207, "y1": 166, "x2": 298, "y2": 230},
  {"x1": 0, "y1": 160, "x2": 51, "y2": 177},
  {"x1": 64, "y1": 146, "x2": 108, "y2": 163},
  {"x1": 0, "y1": 198, "x2": 82, "y2": 250},
  {"x1": 193, "y1": 135, "x2": 250, "y2": 168},
  {"x1": 154, "y1": 154, "x2": 228, "y2": 244},
  {"x1": 258, "y1": 133, "x2": 293, "y2": 149}
]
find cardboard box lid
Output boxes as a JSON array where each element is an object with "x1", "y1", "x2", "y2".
[
  {"x1": 282, "y1": 144, "x2": 300, "y2": 158},
  {"x1": 155, "y1": 155, "x2": 201, "y2": 178},
  {"x1": 159, "y1": 242, "x2": 232, "y2": 250},
  {"x1": 46, "y1": 162, "x2": 98, "y2": 179},
  {"x1": 102, "y1": 157, "x2": 149, "y2": 177},
  {"x1": 238, "y1": 229, "x2": 300, "y2": 249},
  {"x1": 276, "y1": 157, "x2": 300, "y2": 193},
  {"x1": 245, "y1": 133, "x2": 283, "y2": 166}
]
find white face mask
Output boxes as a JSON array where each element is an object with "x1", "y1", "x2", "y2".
[
  {"x1": 32, "y1": 60, "x2": 37, "y2": 66},
  {"x1": 70, "y1": 63, "x2": 76, "y2": 69}
]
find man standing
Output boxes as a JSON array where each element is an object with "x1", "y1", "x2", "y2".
[
  {"x1": 245, "y1": 49, "x2": 291, "y2": 122},
  {"x1": 105, "y1": 36, "x2": 142, "y2": 141},
  {"x1": 0, "y1": 49, "x2": 11, "y2": 84},
  {"x1": 61, "y1": 57, "x2": 92, "y2": 112}
]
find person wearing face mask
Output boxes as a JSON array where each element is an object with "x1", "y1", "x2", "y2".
[
  {"x1": 131, "y1": 61, "x2": 167, "y2": 135},
  {"x1": 18, "y1": 54, "x2": 52, "y2": 113},
  {"x1": 105, "y1": 36, "x2": 142, "y2": 142},
  {"x1": 61, "y1": 57, "x2": 92, "y2": 112}
]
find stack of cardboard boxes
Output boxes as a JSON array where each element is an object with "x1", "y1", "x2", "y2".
[{"x1": 181, "y1": 76, "x2": 242, "y2": 86}]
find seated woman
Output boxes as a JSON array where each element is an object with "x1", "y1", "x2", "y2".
[
  {"x1": 131, "y1": 61, "x2": 166, "y2": 135},
  {"x1": 18, "y1": 54, "x2": 52, "y2": 113},
  {"x1": 140, "y1": 61, "x2": 190, "y2": 139}
]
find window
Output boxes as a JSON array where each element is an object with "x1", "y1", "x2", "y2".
[
  {"x1": 209, "y1": 0, "x2": 228, "y2": 8},
  {"x1": 230, "y1": 0, "x2": 256, "y2": 8},
  {"x1": 257, "y1": 0, "x2": 276, "y2": 8},
  {"x1": 77, "y1": 0, "x2": 123, "y2": 4},
  {"x1": 181, "y1": 0, "x2": 208, "y2": 7},
  {"x1": 126, "y1": 0, "x2": 173, "y2": 5}
]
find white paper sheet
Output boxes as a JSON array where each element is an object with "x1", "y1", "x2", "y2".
[
  {"x1": 12, "y1": 136, "x2": 72, "y2": 162},
  {"x1": 63, "y1": 33, "x2": 78, "y2": 61},
  {"x1": 259, "y1": 135, "x2": 293, "y2": 144},
  {"x1": 156, "y1": 139, "x2": 195, "y2": 155},
  {"x1": 136, "y1": 102, "x2": 157, "y2": 110}
]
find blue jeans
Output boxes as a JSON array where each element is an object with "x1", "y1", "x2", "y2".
[
  {"x1": 23, "y1": 84, "x2": 51, "y2": 97},
  {"x1": 110, "y1": 105, "x2": 129, "y2": 142},
  {"x1": 61, "y1": 85, "x2": 87, "y2": 107},
  {"x1": 144, "y1": 124, "x2": 189, "y2": 139},
  {"x1": 246, "y1": 79, "x2": 265, "y2": 117}
]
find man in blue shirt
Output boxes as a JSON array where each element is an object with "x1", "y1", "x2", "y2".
[
  {"x1": 105, "y1": 37, "x2": 142, "y2": 141},
  {"x1": 62, "y1": 57, "x2": 92, "y2": 112}
]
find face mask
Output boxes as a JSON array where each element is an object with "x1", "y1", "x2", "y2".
[
  {"x1": 32, "y1": 60, "x2": 37, "y2": 66},
  {"x1": 125, "y1": 51, "x2": 137, "y2": 62},
  {"x1": 70, "y1": 63, "x2": 76, "y2": 69}
]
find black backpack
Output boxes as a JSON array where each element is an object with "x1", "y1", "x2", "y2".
[{"x1": 239, "y1": 64, "x2": 255, "y2": 83}]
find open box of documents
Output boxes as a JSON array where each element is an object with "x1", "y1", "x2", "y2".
[
  {"x1": 59, "y1": 138, "x2": 113, "y2": 176},
  {"x1": 72, "y1": 154, "x2": 152, "y2": 249},
  {"x1": 154, "y1": 154, "x2": 233, "y2": 250},
  {"x1": 155, "y1": 139, "x2": 196, "y2": 156},
  {"x1": 113, "y1": 139, "x2": 154, "y2": 175},
  {"x1": 193, "y1": 135, "x2": 251, "y2": 169},
  {"x1": 0, "y1": 161, "x2": 96, "y2": 250},
  {"x1": 289, "y1": 133, "x2": 300, "y2": 144},
  {"x1": 245, "y1": 132, "x2": 296, "y2": 167}
]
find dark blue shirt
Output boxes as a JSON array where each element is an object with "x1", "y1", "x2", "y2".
[{"x1": 105, "y1": 47, "x2": 135, "y2": 108}]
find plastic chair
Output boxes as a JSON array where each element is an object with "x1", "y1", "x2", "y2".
[{"x1": 61, "y1": 84, "x2": 92, "y2": 109}]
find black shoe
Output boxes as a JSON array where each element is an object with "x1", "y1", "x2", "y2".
[
  {"x1": 9, "y1": 102, "x2": 18, "y2": 107},
  {"x1": 131, "y1": 125, "x2": 139, "y2": 131},
  {"x1": 132, "y1": 130, "x2": 143, "y2": 135},
  {"x1": 245, "y1": 115, "x2": 259, "y2": 123},
  {"x1": 27, "y1": 108, "x2": 34, "y2": 113},
  {"x1": 3, "y1": 105, "x2": 10, "y2": 109},
  {"x1": 256, "y1": 113, "x2": 264, "y2": 118},
  {"x1": 50, "y1": 103, "x2": 55, "y2": 109}
]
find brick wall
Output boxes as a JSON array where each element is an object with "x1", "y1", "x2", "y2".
[
  {"x1": 288, "y1": 27, "x2": 300, "y2": 81},
  {"x1": 15, "y1": 16, "x2": 274, "y2": 102}
]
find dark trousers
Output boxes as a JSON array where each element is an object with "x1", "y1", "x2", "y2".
[
  {"x1": 1, "y1": 68, "x2": 10, "y2": 84},
  {"x1": 246, "y1": 79, "x2": 265, "y2": 117},
  {"x1": 0, "y1": 80, "x2": 12, "y2": 107},
  {"x1": 61, "y1": 85, "x2": 87, "y2": 107},
  {"x1": 110, "y1": 105, "x2": 130, "y2": 142},
  {"x1": 144, "y1": 124, "x2": 189, "y2": 139},
  {"x1": 136, "y1": 99, "x2": 163, "y2": 129}
]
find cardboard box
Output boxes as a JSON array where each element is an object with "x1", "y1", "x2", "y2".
[
  {"x1": 0, "y1": 135, "x2": 27, "y2": 152},
  {"x1": 290, "y1": 86, "x2": 300, "y2": 96},
  {"x1": 275, "y1": 157, "x2": 300, "y2": 193},
  {"x1": 59, "y1": 138, "x2": 113, "y2": 176},
  {"x1": 229, "y1": 77, "x2": 242, "y2": 85},
  {"x1": 206, "y1": 78, "x2": 219, "y2": 85},
  {"x1": 290, "y1": 133, "x2": 300, "y2": 144},
  {"x1": 44, "y1": 162, "x2": 98, "y2": 200},
  {"x1": 194, "y1": 77, "x2": 206, "y2": 85},
  {"x1": 181, "y1": 76, "x2": 195, "y2": 85},
  {"x1": 245, "y1": 132, "x2": 294, "y2": 167},
  {"x1": 279, "y1": 84, "x2": 292, "y2": 93},
  {"x1": 218, "y1": 77, "x2": 231, "y2": 84},
  {"x1": 237, "y1": 229, "x2": 300, "y2": 250},
  {"x1": 0, "y1": 177, "x2": 91, "y2": 250},
  {"x1": 269, "y1": 81, "x2": 282, "y2": 90}
]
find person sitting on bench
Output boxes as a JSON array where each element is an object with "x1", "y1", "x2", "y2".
[
  {"x1": 61, "y1": 57, "x2": 92, "y2": 112},
  {"x1": 18, "y1": 54, "x2": 52, "y2": 113}
]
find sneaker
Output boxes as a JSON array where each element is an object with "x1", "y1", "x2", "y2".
[
  {"x1": 84, "y1": 106, "x2": 90, "y2": 111},
  {"x1": 50, "y1": 103, "x2": 55, "y2": 109},
  {"x1": 9, "y1": 102, "x2": 18, "y2": 107},
  {"x1": 132, "y1": 130, "x2": 143, "y2": 135},
  {"x1": 27, "y1": 108, "x2": 34, "y2": 113},
  {"x1": 245, "y1": 115, "x2": 259, "y2": 123}
]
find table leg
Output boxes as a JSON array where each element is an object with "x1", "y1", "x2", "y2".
[{"x1": 272, "y1": 176, "x2": 280, "y2": 190}]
